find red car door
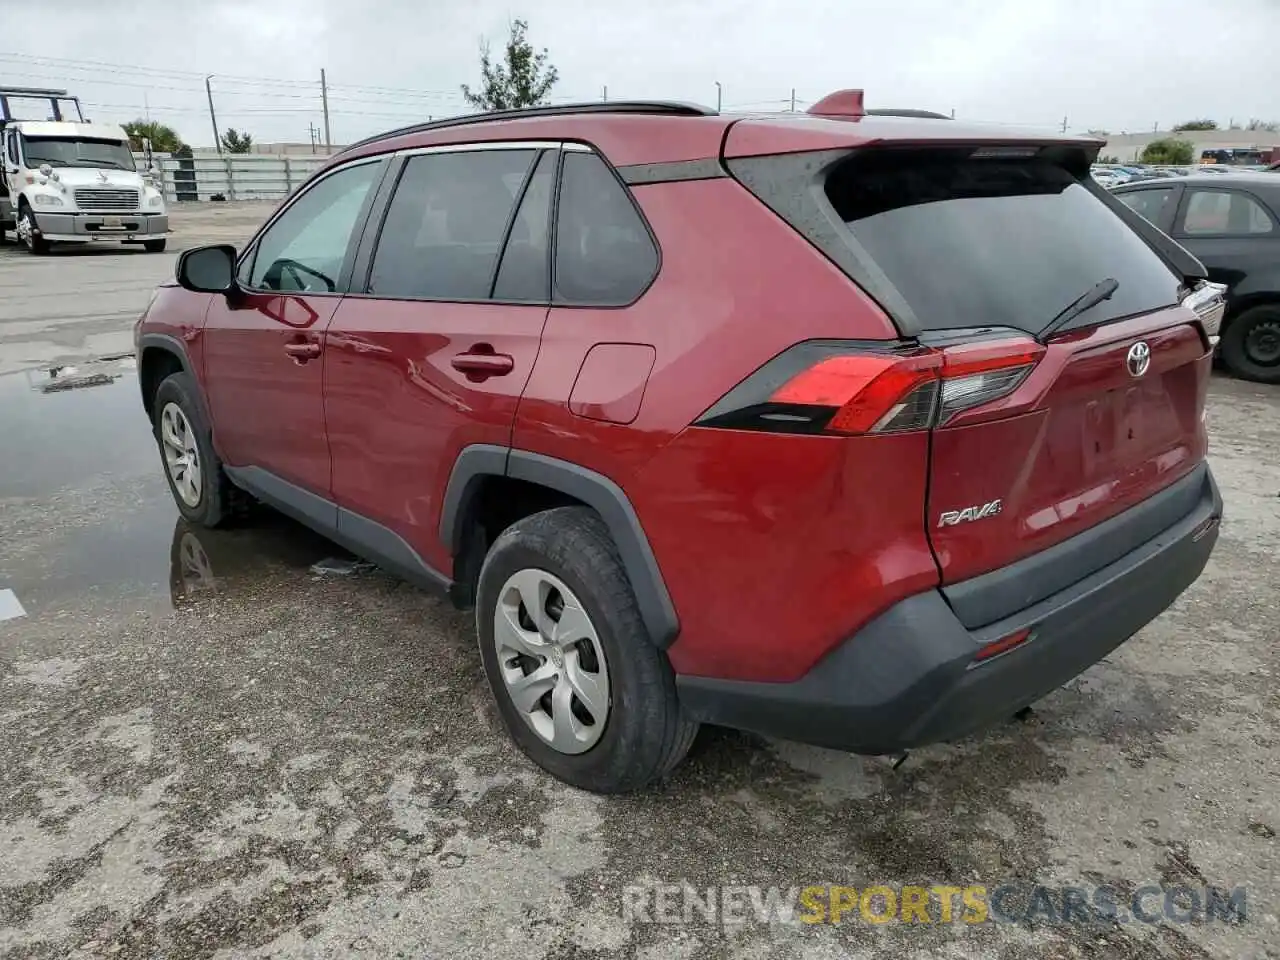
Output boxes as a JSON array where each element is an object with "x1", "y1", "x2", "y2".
[
  {"x1": 202, "y1": 159, "x2": 385, "y2": 495},
  {"x1": 324, "y1": 146, "x2": 555, "y2": 579}
]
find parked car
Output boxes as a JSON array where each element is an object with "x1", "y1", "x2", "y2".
[
  {"x1": 136, "y1": 93, "x2": 1224, "y2": 792},
  {"x1": 1115, "y1": 174, "x2": 1280, "y2": 382},
  {"x1": 1092, "y1": 168, "x2": 1124, "y2": 189}
]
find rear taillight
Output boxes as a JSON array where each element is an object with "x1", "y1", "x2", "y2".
[{"x1": 695, "y1": 337, "x2": 1043, "y2": 436}]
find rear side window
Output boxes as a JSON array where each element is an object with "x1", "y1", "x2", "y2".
[
  {"x1": 554, "y1": 153, "x2": 657, "y2": 305},
  {"x1": 369, "y1": 149, "x2": 536, "y2": 300},
  {"x1": 1181, "y1": 189, "x2": 1275, "y2": 236},
  {"x1": 824, "y1": 150, "x2": 1181, "y2": 334}
]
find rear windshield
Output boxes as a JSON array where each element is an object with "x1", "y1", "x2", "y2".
[{"x1": 824, "y1": 150, "x2": 1181, "y2": 334}]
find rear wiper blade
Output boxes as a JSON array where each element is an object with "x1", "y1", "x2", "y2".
[{"x1": 1038, "y1": 277, "x2": 1119, "y2": 343}]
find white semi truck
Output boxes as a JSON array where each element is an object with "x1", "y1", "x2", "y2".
[{"x1": 1, "y1": 86, "x2": 169, "y2": 253}]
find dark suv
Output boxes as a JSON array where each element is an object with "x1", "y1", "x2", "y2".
[
  {"x1": 1114, "y1": 173, "x2": 1280, "y2": 383},
  {"x1": 136, "y1": 92, "x2": 1225, "y2": 793}
]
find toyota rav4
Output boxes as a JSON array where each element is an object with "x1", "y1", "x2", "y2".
[{"x1": 136, "y1": 91, "x2": 1225, "y2": 793}]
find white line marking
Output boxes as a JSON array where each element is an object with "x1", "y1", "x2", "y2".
[{"x1": 0, "y1": 589, "x2": 27, "y2": 622}]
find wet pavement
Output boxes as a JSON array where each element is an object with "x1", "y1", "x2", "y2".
[
  {"x1": 2, "y1": 218, "x2": 1280, "y2": 959},
  {"x1": 0, "y1": 203, "x2": 274, "y2": 376}
]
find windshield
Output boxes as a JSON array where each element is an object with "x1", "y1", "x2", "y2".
[
  {"x1": 825, "y1": 149, "x2": 1181, "y2": 334},
  {"x1": 23, "y1": 137, "x2": 135, "y2": 171}
]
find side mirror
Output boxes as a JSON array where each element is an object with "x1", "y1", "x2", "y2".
[{"x1": 176, "y1": 244, "x2": 237, "y2": 294}]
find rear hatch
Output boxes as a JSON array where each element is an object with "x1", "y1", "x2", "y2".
[{"x1": 726, "y1": 127, "x2": 1215, "y2": 596}]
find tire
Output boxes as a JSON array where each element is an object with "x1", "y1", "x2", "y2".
[
  {"x1": 476, "y1": 506, "x2": 697, "y2": 793},
  {"x1": 144, "y1": 239, "x2": 167, "y2": 253},
  {"x1": 152, "y1": 371, "x2": 245, "y2": 527},
  {"x1": 17, "y1": 205, "x2": 49, "y2": 255},
  {"x1": 1220, "y1": 305, "x2": 1280, "y2": 384}
]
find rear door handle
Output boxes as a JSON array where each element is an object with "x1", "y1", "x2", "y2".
[
  {"x1": 284, "y1": 341, "x2": 322, "y2": 362},
  {"x1": 451, "y1": 352, "x2": 515, "y2": 377}
]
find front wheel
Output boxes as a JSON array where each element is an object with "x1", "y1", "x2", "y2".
[
  {"x1": 144, "y1": 239, "x2": 167, "y2": 253},
  {"x1": 1221, "y1": 305, "x2": 1280, "y2": 384},
  {"x1": 17, "y1": 207, "x2": 49, "y2": 255},
  {"x1": 476, "y1": 507, "x2": 698, "y2": 793},
  {"x1": 152, "y1": 371, "x2": 244, "y2": 527}
]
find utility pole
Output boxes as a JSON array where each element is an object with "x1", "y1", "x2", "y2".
[
  {"x1": 790, "y1": 88, "x2": 796, "y2": 112},
  {"x1": 1061, "y1": 115, "x2": 1068, "y2": 133},
  {"x1": 307, "y1": 123, "x2": 318, "y2": 154},
  {"x1": 950, "y1": 107, "x2": 955, "y2": 119},
  {"x1": 206, "y1": 76, "x2": 222, "y2": 154},
  {"x1": 320, "y1": 69, "x2": 331, "y2": 149},
  {"x1": 602, "y1": 85, "x2": 608, "y2": 102},
  {"x1": 714, "y1": 81, "x2": 722, "y2": 113},
  {"x1": 144, "y1": 91, "x2": 150, "y2": 123}
]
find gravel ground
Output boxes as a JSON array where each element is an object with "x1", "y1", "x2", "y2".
[{"x1": 0, "y1": 207, "x2": 1277, "y2": 959}]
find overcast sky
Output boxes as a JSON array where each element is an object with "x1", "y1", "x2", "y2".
[{"x1": 3, "y1": 0, "x2": 1278, "y2": 147}]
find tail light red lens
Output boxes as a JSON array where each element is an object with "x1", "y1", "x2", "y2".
[{"x1": 695, "y1": 337, "x2": 1043, "y2": 436}]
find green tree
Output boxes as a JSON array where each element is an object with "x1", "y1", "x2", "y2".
[
  {"x1": 1246, "y1": 119, "x2": 1280, "y2": 133},
  {"x1": 460, "y1": 19, "x2": 559, "y2": 111},
  {"x1": 123, "y1": 120, "x2": 184, "y2": 153},
  {"x1": 1172, "y1": 119, "x2": 1217, "y2": 132},
  {"x1": 1098, "y1": 154, "x2": 1120, "y2": 164},
  {"x1": 1141, "y1": 138, "x2": 1194, "y2": 165},
  {"x1": 220, "y1": 128, "x2": 254, "y2": 153}
]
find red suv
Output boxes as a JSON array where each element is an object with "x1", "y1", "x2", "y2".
[{"x1": 136, "y1": 92, "x2": 1225, "y2": 793}]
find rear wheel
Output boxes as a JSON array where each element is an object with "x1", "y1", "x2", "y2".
[
  {"x1": 476, "y1": 507, "x2": 697, "y2": 793},
  {"x1": 1221, "y1": 305, "x2": 1280, "y2": 384}
]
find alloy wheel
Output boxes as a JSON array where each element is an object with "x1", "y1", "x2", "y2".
[
  {"x1": 160, "y1": 402, "x2": 202, "y2": 507},
  {"x1": 493, "y1": 568, "x2": 611, "y2": 755},
  {"x1": 16, "y1": 211, "x2": 35, "y2": 250}
]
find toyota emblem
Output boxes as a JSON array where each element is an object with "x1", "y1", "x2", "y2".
[{"x1": 1127, "y1": 341, "x2": 1151, "y2": 378}]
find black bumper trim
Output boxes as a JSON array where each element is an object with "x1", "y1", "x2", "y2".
[{"x1": 676, "y1": 466, "x2": 1222, "y2": 755}]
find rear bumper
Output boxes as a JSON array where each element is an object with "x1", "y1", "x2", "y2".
[
  {"x1": 32, "y1": 211, "x2": 169, "y2": 240},
  {"x1": 676, "y1": 463, "x2": 1223, "y2": 754}
]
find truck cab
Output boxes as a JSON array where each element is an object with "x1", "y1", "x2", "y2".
[{"x1": 2, "y1": 86, "x2": 169, "y2": 253}]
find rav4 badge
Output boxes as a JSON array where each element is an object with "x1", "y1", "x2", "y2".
[{"x1": 938, "y1": 499, "x2": 1004, "y2": 527}]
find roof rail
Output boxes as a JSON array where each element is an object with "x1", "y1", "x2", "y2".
[
  {"x1": 342, "y1": 100, "x2": 717, "y2": 154},
  {"x1": 866, "y1": 108, "x2": 952, "y2": 120}
]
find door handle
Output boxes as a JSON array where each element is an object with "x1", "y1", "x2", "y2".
[
  {"x1": 451, "y1": 352, "x2": 515, "y2": 377},
  {"x1": 284, "y1": 341, "x2": 322, "y2": 363}
]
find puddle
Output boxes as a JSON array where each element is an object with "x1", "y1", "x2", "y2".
[
  {"x1": 0, "y1": 363, "x2": 151, "y2": 499},
  {"x1": 0, "y1": 366, "x2": 350, "y2": 615},
  {"x1": 167, "y1": 515, "x2": 350, "y2": 608}
]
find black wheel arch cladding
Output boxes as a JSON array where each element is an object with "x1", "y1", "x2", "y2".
[{"x1": 442, "y1": 446, "x2": 679, "y2": 648}]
